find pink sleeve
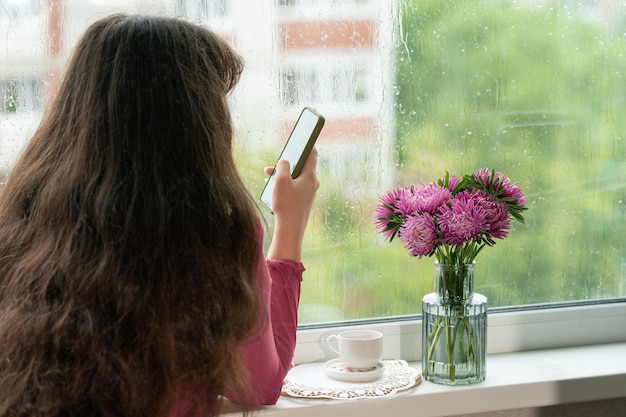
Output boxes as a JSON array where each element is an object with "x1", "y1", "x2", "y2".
[
  {"x1": 225, "y1": 241, "x2": 304, "y2": 405},
  {"x1": 170, "y1": 227, "x2": 304, "y2": 415}
]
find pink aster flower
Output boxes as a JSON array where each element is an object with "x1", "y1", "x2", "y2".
[
  {"x1": 437, "y1": 191, "x2": 487, "y2": 245},
  {"x1": 444, "y1": 175, "x2": 462, "y2": 192},
  {"x1": 473, "y1": 167, "x2": 527, "y2": 212},
  {"x1": 397, "y1": 183, "x2": 451, "y2": 216},
  {"x1": 415, "y1": 182, "x2": 452, "y2": 214},
  {"x1": 374, "y1": 187, "x2": 405, "y2": 239},
  {"x1": 469, "y1": 190, "x2": 510, "y2": 244},
  {"x1": 395, "y1": 186, "x2": 421, "y2": 217},
  {"x1": 374, "y1": 187, "x2": 401, "y2": 219},
  {"x1": 373, "y1": 168, "x2": 526, "y2": 264},
  {"x1": 399, "y1": 214, "x2": 437, "y2": 257},
  {"x1": 473, "y1": 168, "x2": 515, "y2": 196},
  {"x1": 473, "y1": 168, "x2": 522, "y2": 200},
  {"x1": 473, "y1": 167, "x2": 497, "y2": 187},
  {"x1": 502, "y1": 181, "x2": 527, "y2": 208}
]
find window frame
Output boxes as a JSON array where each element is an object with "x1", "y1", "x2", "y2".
[{"x1": 292, "y1": 300, "x2": 626, "y2": 364}]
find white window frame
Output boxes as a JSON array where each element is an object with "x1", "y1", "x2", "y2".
[{"x1": 292, "y1": 300, "x2": 626, "y2": 364}]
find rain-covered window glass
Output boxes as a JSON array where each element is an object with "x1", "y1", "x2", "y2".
[
  {"x1": 175, "y1": 0, "x2": 227, "y2": 18},
  {"x1": 1, "y1": 0, "x2": 624, "y2": 325}
]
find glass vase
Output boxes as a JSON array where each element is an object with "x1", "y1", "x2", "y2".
[{"x1": 421, "y1": 261, "x2": 487, "y2": 385}]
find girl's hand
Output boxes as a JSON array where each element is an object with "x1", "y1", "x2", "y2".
[{"x1": 266, "y1": 147, "x2": 319, "y2": 261}]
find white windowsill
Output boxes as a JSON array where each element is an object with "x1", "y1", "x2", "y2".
[{"x1": 244, "y1": 342, "x2": 626, "y2": 417}]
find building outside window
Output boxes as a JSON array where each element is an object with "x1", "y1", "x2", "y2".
[{"x1": 175, "y1": 0, "x2": 227, "y2": 19}]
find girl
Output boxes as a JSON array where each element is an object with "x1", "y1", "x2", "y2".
[{"x1": 0, "y1": 14, "x2": 318, "y2": 417}]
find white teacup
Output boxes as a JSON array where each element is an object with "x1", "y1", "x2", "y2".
[{"x1": 326, "y1": 329, "x2": 383, "y2": 370}]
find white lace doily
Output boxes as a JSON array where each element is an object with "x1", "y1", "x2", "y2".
[{"x1": 281, "y1": 359, "x2": 421, "y2": 400}]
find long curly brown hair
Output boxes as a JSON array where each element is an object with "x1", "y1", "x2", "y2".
[{"x1": 0, "y1": 14, "x2": 260, "y2": 417}]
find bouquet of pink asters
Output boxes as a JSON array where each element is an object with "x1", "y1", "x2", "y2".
[{"x1": 374, "y1": 168, "x2": 527, "y2": 265}]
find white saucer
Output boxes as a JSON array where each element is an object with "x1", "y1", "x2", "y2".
[{"x1": 323, "y1": 359, "x2": 385, "y2": 382}]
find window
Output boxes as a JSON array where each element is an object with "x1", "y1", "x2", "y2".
[
  {"x1": 279, "y1": 62, "x2": 370, "y2": 106},
  {"x1": 0, "y1": 0, "x2": 40, "y2": 19},
  {"x1": 1, "y1": 78, "x2": 43, "y2": 113},
  {"x1": 175, "y1": 0, "x2": 228, "y2": 19},
  {"x1": 0, "y1": 0, "x2": 624, "y2": 339}
]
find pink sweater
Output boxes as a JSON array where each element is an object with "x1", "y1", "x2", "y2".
[
  {"x1": 235, "y1": 257, "x2": 304, "y2": 404},
  {"x1": 169, "y1": 230, "x2": 304, "y2": 416}
]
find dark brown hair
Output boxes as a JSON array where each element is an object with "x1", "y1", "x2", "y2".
[{"x1": 0, "y1": 14, "x2": 260, "y2": 417}]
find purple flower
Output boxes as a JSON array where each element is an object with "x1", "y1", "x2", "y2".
[
  {"x1": 437, "y1": 191, "x2": 487, "y2": 245},
  {"x1": 470, "y1": 190, "x2": 510, "y2": 243},
  {"x1": 444, "y1": 175, "x2": 462, "y2": 192},
  {"x1": 502, "y1": 182, "x2": 527, "y2": 208},
  {"x1": 399, "y1": 214, "x2": 437, "y2": 257},
  {"x1": 397, "y1": 183, "x2": 451, "y2": 216},
  {"x1": 373, "y1": 168, "x2": 526, "y2": 262},
  {"x1": 394, "y1": 186, "x2": 421, "y2": 217},
  {"x1": 374, "y1": 188, "x2": 401, "y2": 219},
  {"x1": 473, "y1": 167, "x2": 526, "y2": 205},
  {"x1": 473, "y1": 167, "x2": 497, "y2": 187},
  {"x1": 416, "y1": 182, "x2": 452, "y2": 214},
  {"x1": 374, "y1": 187, "x2": 405, "y2": 239}
]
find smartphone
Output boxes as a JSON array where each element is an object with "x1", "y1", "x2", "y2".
[{"x1": 260, "y1": 107, "x2": 325, "y2": 213}]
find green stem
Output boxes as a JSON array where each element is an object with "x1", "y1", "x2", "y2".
[
  {"x1": 427, "y1": 316, "x2": 444, "y2": 366},
  {"x1": 446, "y1": 315, "x2": 455, "y2": 381}
]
